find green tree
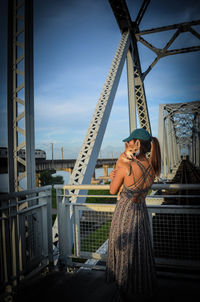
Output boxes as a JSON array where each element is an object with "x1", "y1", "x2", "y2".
[
  {"x1": 52, "y1": 175, "x2": 64, "y2": 185},
  {"x1": 40, "y1": 170, "x2": 64, "y2": 186}
]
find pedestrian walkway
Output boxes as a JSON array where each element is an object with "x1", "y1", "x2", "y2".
[{"x1": 14, "y1": 268, "x2": 200, "y2": 302}]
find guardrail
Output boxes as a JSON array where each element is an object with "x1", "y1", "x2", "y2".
[
  {"x1": 1, "y1": 182, "x2": 199, "y2": 296},
  {"x1": 55, "y1": 184, "x2": 200, "y2": 271},
  {"x1": 0, "y1": 186, "x2": 53, "y2": 294}
]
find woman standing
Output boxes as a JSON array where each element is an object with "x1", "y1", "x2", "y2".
[{"x1": 106, "y1": 128, "x2": 161, "y2": 301}]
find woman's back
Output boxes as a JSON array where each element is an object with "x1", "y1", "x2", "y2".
[{"x1": 123, "y1": 158, "x2": 155, "y2": 196}]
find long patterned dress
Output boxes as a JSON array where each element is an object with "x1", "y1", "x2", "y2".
[{"x1": 106, "y1": 160, "x2": 157, "y2": 298}]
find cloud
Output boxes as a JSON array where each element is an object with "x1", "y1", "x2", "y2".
[{"x1": 2, "y1": 0, "x2": 198, "y2": 160}]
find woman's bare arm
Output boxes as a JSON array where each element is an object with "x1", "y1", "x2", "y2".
[{"x1": 109, "y1": 167, "x2": 126, "y2": 195}]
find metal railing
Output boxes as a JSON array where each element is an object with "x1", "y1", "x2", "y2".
[
  {"x1": 55, "y1": 184, "x2": 200, "y2": 270},
  {"x1": 0, "y1": 186, "x2": 53, "y2": 292},
  {"x1": 1, "y1": 182, "x2": 199, "y2": 295}
]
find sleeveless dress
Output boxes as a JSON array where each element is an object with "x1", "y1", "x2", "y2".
[{"x1": 106, "y1": 160, "x2": 157, "y2": 298}]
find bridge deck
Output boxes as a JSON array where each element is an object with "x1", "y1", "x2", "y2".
[{"x1": 14, "y1": 268, "x2": 200, "y2": 302}]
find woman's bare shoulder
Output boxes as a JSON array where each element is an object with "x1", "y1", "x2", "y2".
[
  {"x1": 130, "y1": 159, "x2": 151, "y2": 175},
  {"x1": 116, "y1": 166, "x2": 128, "y2": 175}
]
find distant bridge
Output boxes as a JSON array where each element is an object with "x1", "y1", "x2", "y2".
[
  {"x1": 0, "y1": 158, "x2": 117, "y2": 174},
  {"x1": 35, "y1": 158, "x2": 117, "y2": 173}
]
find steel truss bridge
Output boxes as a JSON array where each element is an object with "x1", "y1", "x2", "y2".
[
  {"x1": 159, "y1": 101, "x2": 200, "y2": 179},
  {"x1": 5, "y1": 0, "x2": 200, "y2": 247},
  {"x1": 5, "y1": 0, "x2": 200, "y2": 194},
  {"x1": 2, "y1": 0, "x2": 200, "y2": 291}
]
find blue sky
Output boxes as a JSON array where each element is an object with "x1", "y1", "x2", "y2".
[{"x1": 1, "y1": 0, "x2": 200, "y2": 159}]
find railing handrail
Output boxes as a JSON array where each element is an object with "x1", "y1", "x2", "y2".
[
  {"x1": 0, "y1": 185, "x2": 52, "y2": 200},
  {"x1": 56, "y1": 187, "x2": 200, "y2": 271},
  {"x1": 54, "y1": 183, "x2": 200, "y2": 190},
  {"x1": 63, "y1": 202, "x2": 200, "y2": 209}
]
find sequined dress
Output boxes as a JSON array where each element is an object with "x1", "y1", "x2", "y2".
[{"x1": 106, "y1": 160, "x2": 157, "y2": 298}]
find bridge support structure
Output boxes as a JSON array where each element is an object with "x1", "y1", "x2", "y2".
[
  {"x1": 67, "y1": 0, "x2": 200, "y2": 199},
  {"x1": 7, "y1": 0, "x2": 35, "y2": 192},
  {"x1": 5, "y1": 0, "x2": 200, "y2": 247},
  {"x1": 53, "y1": 0, "x2": 200, "y2": 241},
  {"x1": 67, "y1": 30, "x2": 131, "y2": 203},
  {"x1": 158, "y1": 101, "x2": 200, "y2": 179}
]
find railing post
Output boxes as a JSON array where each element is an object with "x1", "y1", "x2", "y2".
[
  {"x1": 147, "y1": 207, "x2": 154, "y2": 249},
  {"x1": 56, "y1": 188, "x2": 73, "y2": 269},
  {"x1": 39, "y1": 189, "x2": 53, "y2": 264},
  {"x1": 46, "y1": 188, "x2": 53, "y2": 267},
  {"x1": 38, "y1": 187, "x2": 53, "y2": 268}
]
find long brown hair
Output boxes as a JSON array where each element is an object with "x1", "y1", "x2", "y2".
[
  {"x1": 149, "y1": 137, "x2": 161, "y2": 177},
  {"x1": 134, "y1": 137, "x2": 161, "y2": 177}
]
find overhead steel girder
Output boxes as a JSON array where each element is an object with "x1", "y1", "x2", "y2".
[
  {"x1": 108, "y1": 0, "x2": 150, "y2": 32},
  {"x1": 108, "y1": 0, "x2": 133, "y2": 32},
  {"x1": 109, "y1": 1, "x2": 200, "y2": 132},
  {"x1": 7, "y1": 0, "x2": 35, "y2": 192},
  {"x1": 135, "y1": 19, "x2": 200, "y2": 79},
  {"x1": 109, "y1": 0, "x2": 152, "y2": 133}
]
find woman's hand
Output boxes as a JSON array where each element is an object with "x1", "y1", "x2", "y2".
[
  {"x1": 109, "y1": 169, "x2": 117, "y2": 180},
  {"x1": 109, "y1": 167, "x2": 126, "y2": 195}
]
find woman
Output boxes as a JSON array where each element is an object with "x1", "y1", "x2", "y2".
[{"x1": 106, "y1": 128, "x2": 161, "y2": 301}]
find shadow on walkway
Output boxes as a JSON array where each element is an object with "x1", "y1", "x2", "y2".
[{"x1": 14, "y1": 269, "x2": 200, "y2": 302}]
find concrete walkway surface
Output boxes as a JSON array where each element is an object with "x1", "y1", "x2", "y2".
[{"x1": 14, "y1": 269, "x2": 200, "y2": 302}]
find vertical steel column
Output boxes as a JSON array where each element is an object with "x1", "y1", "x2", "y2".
[
  {"x1": 131, "y1": 36, "x2": 151, "y2": 134},
  {"x1": 196, "y1": 114, "x2": 200, "y2": 167},
  {"x1": 193, "y1": 112, "x2": 199, "y2": 167},
  {"x1": 168, "y1": 117, "x2": 178, "y2": 172},
  {"x1": 167, "y1": 118, "x2": 172, "y2": 172},
  {"x1": 170, "y1": 121, "x2": 176, "y2": 168},
  {"x1": 7, "y1": 0, "x2": 15, "y2": 192},
  {"x1": 192, "y1": 119, "x2": 196, "y2": 165},
  {"x1": 158, "y1": 104, "x2": 169, "y2": 178},
  {"x1": 24, "y1": 0, "x2": 35, "y2": 190},
  {"x1": 172, "y1": 126, "x2": 179, "y2": 167},
  {"x1": 163, "y1": 119, "x2": 169, "y2": 177},
  {"x1": 7, "y1": 0, "x2": 35, "y2": 192},
  {"x1": 158, "y1": 105, "x2": 165, "y2": 177},
  {"x1": 126, "y1": 48, "x2": 137, "y2": 133}
]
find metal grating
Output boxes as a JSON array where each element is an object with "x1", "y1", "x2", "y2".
[
  {"x1": 70, "y1": 204, "x2": 200, "y2": 268},
  {"x1": 152, "y1": 213, "x2": 200, "y2": 261},
  {"x1": 80, "y1": 211, "x2": 113, "y2": 253},
  {"x1": 23, "y1": 213, "x2": 40, "y2": 262}
]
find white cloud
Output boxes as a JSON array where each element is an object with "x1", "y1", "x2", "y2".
[{"x1": 32, "y1": 0, "x2": 200, "y2": 160}]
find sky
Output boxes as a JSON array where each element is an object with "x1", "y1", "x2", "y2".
[{"x1": 0, "y1": 0, "x2": 200, "y2": 160}]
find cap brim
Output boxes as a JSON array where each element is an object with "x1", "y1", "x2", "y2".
[{"x1": 122, "y1": 137, "x2": 130, "y2": 142}]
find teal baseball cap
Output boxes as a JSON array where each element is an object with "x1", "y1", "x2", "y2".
[{"x1": 123, "y1": 128, "x2": 151, "y2": 142}]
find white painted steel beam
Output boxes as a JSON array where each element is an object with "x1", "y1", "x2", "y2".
[
  {"x1": 69, "y1": 31, "x2": 130, "y2": 196},
  {"x1": 7, "y1": 0, "x2": 35, "y2": 192}
]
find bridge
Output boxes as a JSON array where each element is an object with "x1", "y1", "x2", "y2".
[
  {"x1": 0, "y1": 157, "x2": 117, "y2": 174},
  {"x1": 1, "y1": 0, "x2": 200, "y2": 301}
]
